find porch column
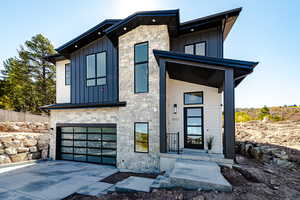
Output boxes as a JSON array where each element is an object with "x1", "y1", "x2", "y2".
[
  {"x1": 159, "y1": 59, "x2": 167, "y2": 153},
  {"x1": 223, "y1": 68, "x2": 235, "y2": 159}
]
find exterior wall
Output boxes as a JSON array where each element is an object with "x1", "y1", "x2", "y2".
[
  {"x1": 56, "y1": 60, "x2": 71, "y2": 103},
  {"x1": 171, "y1": 27, "x2": 223, "y2": 58},
  {"x1": 117, "y1": 25, "x2": 169, "y2": 172},
  {"x1": 50, "y1": 25, "x2": 169, "y2": 173},
  {"x1": 166, "y1": 74, "x2": 223, "y2": 153},
  {"x1": 70, "y1": 36, "x2": 118, "y2": 104}
]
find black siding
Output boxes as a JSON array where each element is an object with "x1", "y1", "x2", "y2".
[
  {"x1": 171, "y1": 27, "x2": 223, "y2": 58},
  {"x1": 70, "y1": 36, "x2": 118, "y2": 104}
]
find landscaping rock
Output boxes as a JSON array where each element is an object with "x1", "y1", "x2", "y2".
[
  {"x1": 41, "y1": 149, "x2": 48, "y2": 160},
  {"x1": 28, "y1": 152, "x2": 41, "y2": 160},
  {"x1": 23, "y1": 139, "x2": 37, "y2": 147},
  {"x1": 0, "y1": 149, "x2": 4, "y2": 155},
  {"x1": 10, "y1": 153, "x2": 27, "y2": 162},
  {"x1": 17, "y1": 147, "x2": 29, "y2": 153},
  {"x1": 0, "y1": 155, "x2": 11, "y2": 164},
  {"x1": 29, "y1": 146, "x2": 38, "y2": 152},
  {"x1": 0, "y1": 136, "x2": 13, "y2": 143},
  {"x1": 3, "y1": 140, "x2": 21, "y2": 148},
  {"x1": 5, "y1": 147, "x2": 17, "y2": 155}
]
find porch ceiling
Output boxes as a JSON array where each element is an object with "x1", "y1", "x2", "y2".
[{"x1": 154, "y1": 50, "x2": 258, "y2": 90}]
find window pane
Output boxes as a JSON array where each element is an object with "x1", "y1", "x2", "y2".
[
  {"x1": 187, "y1": 108, "x2": 202, "y2": 117},
  {"x1": 97, "y1": 52, "x2": 106, "y2": 77},
  {"x1": 184, "y1": 92, "x2": 203, "y2": 104},
  {"x1": 195, "y1": 42, "x2": 205, "y2": 56},
  {"x1": 187, "y1": 118, "x2": 202, "y2": 126},
  {"x1": 185, "y1": 45, "x2": 194, "y2": 54},
  {"x1": 97, "y1": 77, "x2": 106, "y2": 85},
  {"x1": 65, "y1": 63, "x2": 71, "y2": 85},
  {"x1": 135, "y1": 43, "x2": 148, "y2": 63},
  {"x1": 135, "y1": 63, "x2": 148, "y2": 93},
  {"x1": 187, "y1": 127, "x2": 202, "y2": 135},
  {"x1": 135, "y1": 123, "x2": 148, "y2": 153},
  {"x1": 87, "y1": 79, "x2": 95, "y2": 86},
  {"x1": 87, "y1": 54, "x2": 95, "y2": 79},
  {"x1": 187, "y1": 135, "x2": 202, "y2": 145}
]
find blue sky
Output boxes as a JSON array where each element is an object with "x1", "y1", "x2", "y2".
[{"x1": 0, "y1": 0, "x2": 299, "y2": 108}]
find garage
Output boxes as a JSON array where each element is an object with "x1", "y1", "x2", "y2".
[{"x1": 56, "y1": 124, "x2": 117, "y2": 165}]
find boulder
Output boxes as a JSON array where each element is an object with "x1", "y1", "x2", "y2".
[
  {"x1": 17, "y1": 147, "x2": 29, "y2": 153},
  {"x1": 0, "y1": 155, "x2": 11, "y2": 164},
  {"x1": 10, "y1": 153, "x2": 28, "y2": 162},
  {"x1": 233, "y1": 166, "x2": 265, "y2": 183},
  {"x1": 0, "y1": 142, "x2": 3, "y2": 149},
  {"x1": 28, "y1": 152, "x2": 41, "y2": 160},
  {"x1": 41, "y1": 149, "x2": 48, "y2": 160},
  {"x1": 29, "y1": 146, "x2": 38, "y2": 153},
  {"x1": 15, "y1": 135, "x2": 26, "y2": 140},
  {"x1": 0, "y1": 136, "x2": 13, "y2": 143},
  {"x1": 0, "y1": 149, "x2": 4, "y2": 155},
  {"x1": 5, "y1": 147, "x2": 17, "y2": 155},
  {"x1": 37, "y1": 135, "x2": 50, "y2": 150},
  {"x1": 3, "y1": 140, "x2": 21, "y2": 148},
  {"x1": 23, "y1": 139, "x2": 37, "y2": 147}
]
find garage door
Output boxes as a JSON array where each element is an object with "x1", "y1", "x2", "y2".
[{"x1": 56, "y1": 124, "x2": 117, "y2": 165}]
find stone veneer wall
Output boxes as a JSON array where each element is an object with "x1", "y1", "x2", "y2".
[{"x1": 49, "y1": 25, "x2": 169, "y2": 173}]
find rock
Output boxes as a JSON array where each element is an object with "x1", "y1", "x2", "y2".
[
  {"x1": 37, "y1": 135, "x2": 50, "y2": 150},
  {"x1": 0, "y1": 149, "x2": 5, "y2": 155},
  {"x1": 0, "y1": 142, "x2": 3, "y2": 149},
  {"x1": 233, "y1": 166, "x2": 264, "y2": 183},
  {"x1": 5, "y1": 147, "x2": 17, "y2": 155},
  {"x1": 23, "y1": 139, "x2": 37, "y2": 147},
  {"x1": 262, "y1": 116, "x2": 269, "y2": 123},
  {"x1": 41, "y1": 149, "x2": 48, "y2": 160},
  {"x1": 0, "y1": 155, "x2": 11, "y2": 164},
  {"x1": 15, "y1": 135, "x2": 26, "y2": 140},
  {"x1": 28, "y1": 152, "x2": 41, "y2": 160},
  {"x1": 3, "y1": 140, "x2": 21, "y2": 148},
  {"x1": 29, "y1": 146, "x2": 38, "y2": 152},
  {"x1": 17, "y1": 147, "x2": 29, "y2": 153},
  {"x1": 0, "y1": 136, "x2": 13, "y2": 143},
  {"x1": 10, "y1": 153, "x2": 28, "y2": 162}
]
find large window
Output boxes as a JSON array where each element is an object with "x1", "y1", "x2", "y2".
[
  {"x1": 184, "y1": 42, "x2": 206, "y2": 56},
  {"x1": 86, "y1": 51, "x2": 106, "y2": 86},
  {"x1": 134, "y1": 122, "x2": 149, "y2": 153},
  {"x1": 65, "y1": 63, "x2": 71, "y2": 85},
  {"x1": 134, "y1": 42, "x2": 148, "y2": 93},
  {"x1": 184, "y1": 92, "x2": 203, "y2": 105}
]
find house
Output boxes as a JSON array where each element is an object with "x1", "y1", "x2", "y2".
[{"x1": 43, "y1": 8, "x2": 258, "y2": 173}]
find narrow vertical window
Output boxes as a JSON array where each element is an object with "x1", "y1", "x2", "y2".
[
  {"x1": 184, "y1": 42, "x2": 206, "y2": 56},
  {"x1": 65, "y1": 63, "x2": 71, "y2": 85},
  {"x1": 86, "y1": 51, "x2": 107, "y2": 86},
  {"x1": 134, "y1": 42, "x2": 148, "y2": 93},
  {"x1": 134, "y1": 122, "x2": 149, "y2": 153}
]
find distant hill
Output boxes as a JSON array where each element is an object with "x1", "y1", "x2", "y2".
[{"x1": 235, "y1": 106, "x2": 300, "y2": 122}]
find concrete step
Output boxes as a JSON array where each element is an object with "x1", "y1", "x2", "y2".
[
  {"x1": 169, "y1": 159, "x2": 232, "y2": 192},
  {"x1": 115, "y1": 176, "x2": 155, "y2": 192}
]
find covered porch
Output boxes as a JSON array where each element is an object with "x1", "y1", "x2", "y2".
[{"x1": 154, "y1": 50, "x2": 258, "y2": 160}]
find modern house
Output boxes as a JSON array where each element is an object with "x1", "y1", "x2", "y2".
[{"x1": 43, "y1": 8, "x2": 258, "y2": 173}]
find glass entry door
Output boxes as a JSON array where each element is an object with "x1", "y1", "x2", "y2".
[{"x1": 184, "y1": 107, "x2": 204, "y2": 149}]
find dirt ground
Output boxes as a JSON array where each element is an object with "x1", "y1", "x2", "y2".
[{"x1": 64, "y1": 155, "x2": 300, "y2": 200}]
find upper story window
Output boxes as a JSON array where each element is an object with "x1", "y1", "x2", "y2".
[
  {"x1": 184, "y1": 42, "x2": 206, "y2": 56},
  {"x1": 65, "y1": 63, "x2": 71, "y2": 85},
  {"x1": 86, "y1": 51, "x2": 107, "y2": 86},
  {"x1": 134, "y1": 42, "x2": 148, "y2": 93},
  {"x1": 184, "y1": 92, "x2": 203, "y2": 105}
]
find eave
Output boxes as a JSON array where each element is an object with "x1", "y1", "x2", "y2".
[{"x1": 41, "y1": 101, "x2": 126, "y2": 110}]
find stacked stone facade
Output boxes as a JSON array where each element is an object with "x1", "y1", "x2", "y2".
[{"x1": 50, "y1": 25, "x2": 169, "y2": 172}]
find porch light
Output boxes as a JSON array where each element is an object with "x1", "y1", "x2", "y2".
[
  {"x1": 98, "y1": 32, "x2": 101, "y2": 35},
  {"x1": 190, "y1": 28, "x2": 194, "y2": 32},
  {"x1": 152, "y1": 18, "x2": 156, "y2": 22},
  {"x1": 123, "y1": 27, "x2": 127, "y2": 31},
  {"x1": 75, "y1": 45, "x2": 78, "y2": 48},
  {"x1": 173, "y1": 104, "x2": 177, "y2": 114}
]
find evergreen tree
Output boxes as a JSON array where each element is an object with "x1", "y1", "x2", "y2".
[{"x1": 0, "y1": 34, "x2": 56, "y2": 113}]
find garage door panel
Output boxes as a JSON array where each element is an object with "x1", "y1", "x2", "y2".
[{"x1": 57, "y1": 125, "x2": 117, "y2": 166}]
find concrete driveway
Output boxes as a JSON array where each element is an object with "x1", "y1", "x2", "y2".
[{"x1": 0, "y1": 161, "x2": 118, "y2": 200}]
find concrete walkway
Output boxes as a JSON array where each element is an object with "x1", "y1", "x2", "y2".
[{"x1": 0, "y1": 161, "x2": 118, "y2": 200}]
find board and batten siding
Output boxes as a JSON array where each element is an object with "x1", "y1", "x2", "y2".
[
  {"x1": 70, "y1": 36, "x2": 118, "y2": 104},
  {"x1": 171, "y1": 27, "x2": 223, "y2": 58}
]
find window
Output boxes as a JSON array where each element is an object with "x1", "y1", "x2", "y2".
[
  {"x1": 86, "y1": 51, "x2": 106, "y2": 86},
  {"x1": 184, "y1": 92, "x2": 203, "y2": 105},
  {"x1": 65, "y1": 63, "x2": 71, "y2": 85},
  {"x1": 134, "y1": 42, "x2": 148, "y2": 93},
  {"x1": 134, "y1": 122, "x2": 149, "y2": 153},
  {"x1": 184, "y1": 42, "x2": 206, "y2": 56}
]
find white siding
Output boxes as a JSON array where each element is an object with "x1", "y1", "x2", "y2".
[{"x1": 56, "y1": 60, "x2": 71, "y2": 103}]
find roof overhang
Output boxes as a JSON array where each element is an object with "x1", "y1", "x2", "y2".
[
  {"x1": 179, "y1": 7, "x2": 242, "y2": 40},
  {"x1": 104, "y1": 9, "x2": 180, "y2": 45},
  {"x1": 40, "y1": 101, "x2": 126, "y2": 110},
  {"x1": 153, "y1": 50, "x2": 258, "y2": 89},
  {"x1": 43, "y1": 53, "x2": 67, "y2": 64}
]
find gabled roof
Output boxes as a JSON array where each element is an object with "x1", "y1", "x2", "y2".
[{"x1": 46, "y1": 8, "x2": 242, "y2": 61}]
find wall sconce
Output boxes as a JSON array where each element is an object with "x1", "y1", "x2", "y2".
[{"x1": 173, "y1": 104, "x2": 177, "y2": 114}]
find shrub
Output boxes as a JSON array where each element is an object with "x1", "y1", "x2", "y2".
[
  {"x1": 235, "y1": 112, "x2": 252, "y2": 122},
  {"x1": 258, "y1": 106, "x2": 270, "y2": 120}
]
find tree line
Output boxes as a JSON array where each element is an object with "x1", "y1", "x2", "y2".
[{"x1": 0, "y1": 34, "x2": 56, "y2": 114}]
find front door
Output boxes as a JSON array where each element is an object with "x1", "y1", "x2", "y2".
[{"x1": 184, "y1": 107, "x2": 204, "y2": 149}]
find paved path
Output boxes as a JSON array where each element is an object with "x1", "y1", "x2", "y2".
[{"x1": 0, "y1": 161, "x2": 118, "y2": 200}]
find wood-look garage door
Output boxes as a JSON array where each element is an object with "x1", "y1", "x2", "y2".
[{"x1": 56, "y1": 124, "x2": 117, "y2": 165}]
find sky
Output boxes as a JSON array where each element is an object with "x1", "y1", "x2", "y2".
[{"x1": 0, "y1": 0, "x2": 299, "y2": 108}]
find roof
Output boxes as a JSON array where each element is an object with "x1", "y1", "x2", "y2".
[
  {"x1": 153, "y1": 50, "x2": 258, "y2": 88},
  {"x1": 40, "y1": 101, "x2": 126, "y2": 110},
  {"x1": 46, "y1": 8, "x2": 242, "y2": 60}
]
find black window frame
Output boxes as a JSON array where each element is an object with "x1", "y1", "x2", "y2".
[
  {"x1": 86, "y1": 51, "x2": 107, "y2": 87},
  {"x1": 184, "y1": 41, "x2": 206, "y2": 56},
  {"x1": 65, "y1": 63, "x2": 71, "y2": 85},
  {"x1": 134, "y1": 122, "x2": 149, "y2": 153},
  {"x1": 184, "y1": 91, "x2": 204, "y2": 105},
  {"x1": 134, "y1": 42, "x2": 149, "y2": 93}
]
